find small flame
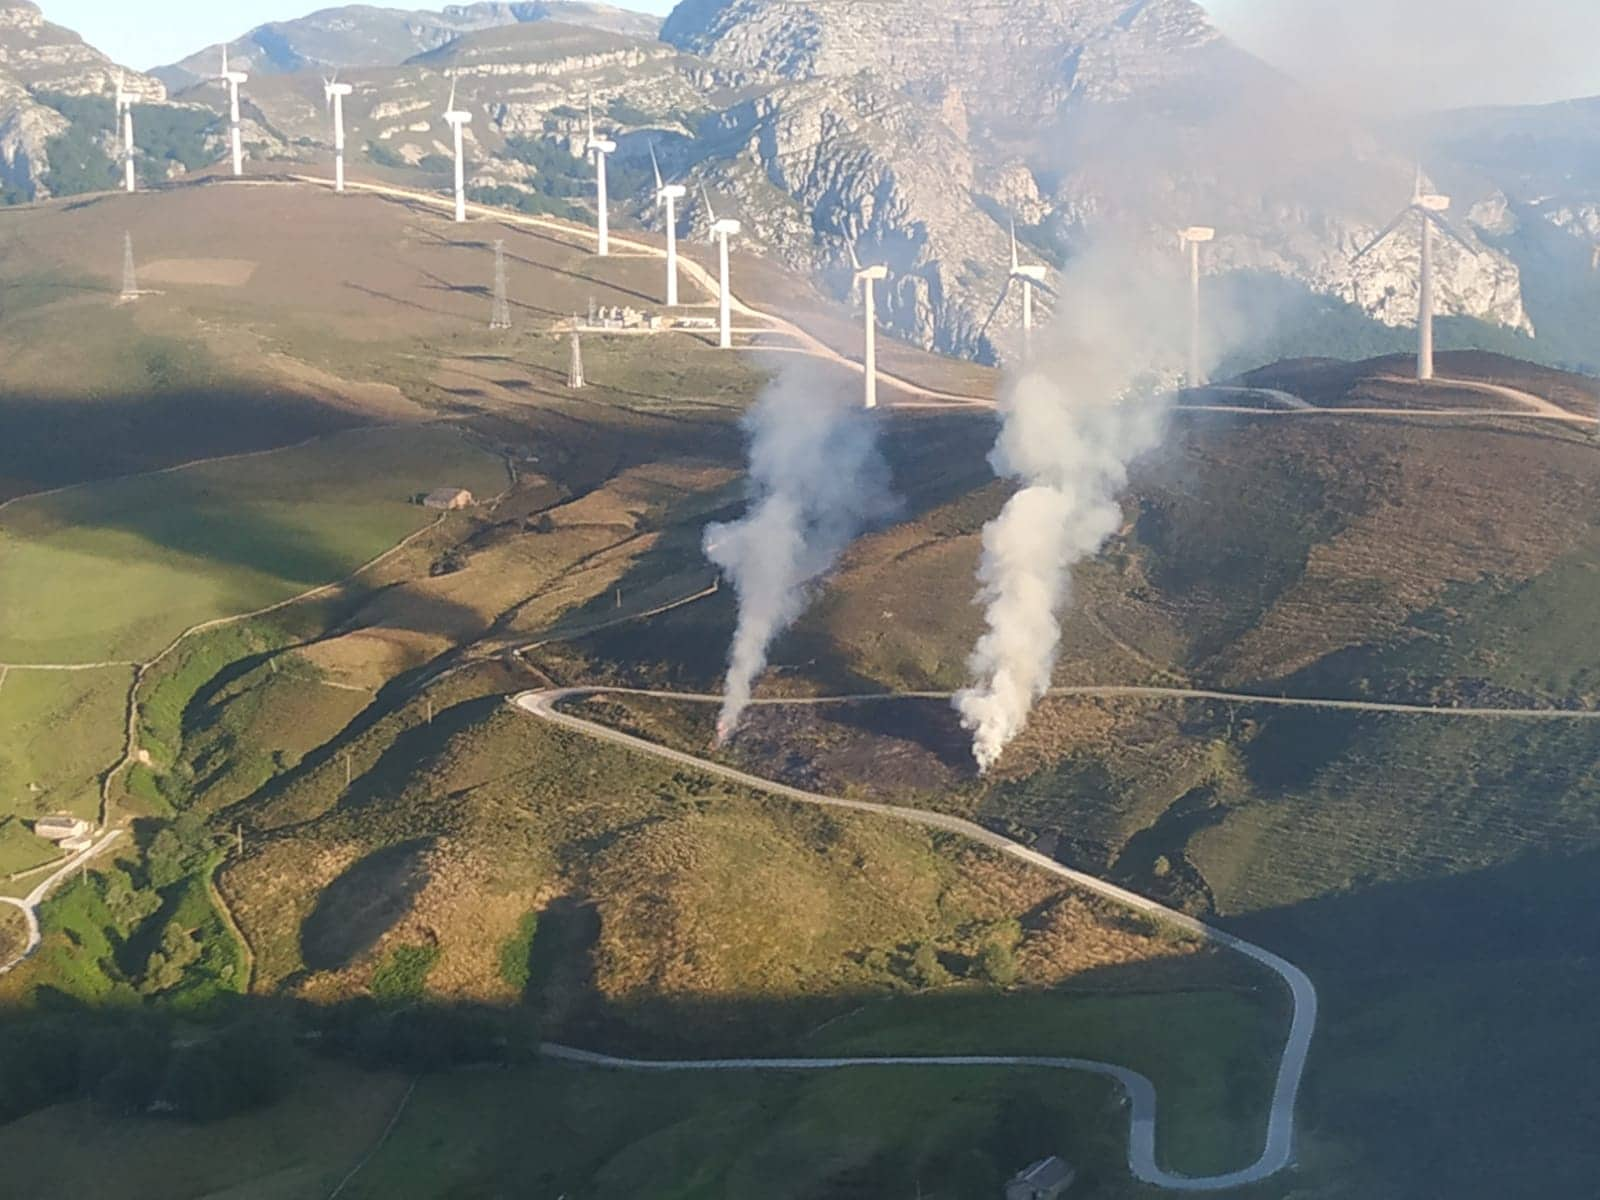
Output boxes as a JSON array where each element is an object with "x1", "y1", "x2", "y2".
[{"x1": 714, "y1": 716, "x2": 734, "y2": 747}]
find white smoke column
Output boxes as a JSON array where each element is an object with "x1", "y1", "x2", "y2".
[
  {"x1": 705, "y1": 359, "x2": 896, "y2": 741},
  {"x1": 956, "y1": 243, "x2": 1185, "y2": 773}
]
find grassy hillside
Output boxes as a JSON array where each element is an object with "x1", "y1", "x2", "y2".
[
  {"x1": 0, "y1": 425, "x2": 505, "y2": 664},
  {"x1": 7, "y1": 173, "x2": 1600, "y2": 1197}
]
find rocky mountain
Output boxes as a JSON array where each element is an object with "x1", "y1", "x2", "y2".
[
  {"x1": 0, "y1": 1, "x2": 165, "y2": 200},
  {"x1": 153, "y1": 2, "x2": 662, "y2": 91},
  {"x1": 5, "y1": 0, "x2": 1585, "y2": 367},
  {"x1": 657, "y1": 0, "x2": 1533, "y2": 362}
]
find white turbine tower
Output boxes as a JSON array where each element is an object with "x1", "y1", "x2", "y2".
[
  {"x1": 977, "y1": 218, "x2": 1054, "y2": 356},
  {"x1": 586, "y1": 98, "x2": 617, "y2": 256},
  {"x1": 848, "y1": 244, "x2": 889, "y2": 411},
  {"x1": 114, "y1": 73, "x2": 136, "y2": 194},
  {"x1": 442, "y1": 79, "x2": 472, "y2": 224},
  {"x1": 218, "y1": 48, "x2": 249, "y2": 177},
  {"x1": 324, "y1": 73, "x2": 353, "y2": 193},
  {"x1": 701, "y1": 186, "x2": 741, "y2": 350},
  {"x1": 119, "y1": 231, "x2": 139, "y2": 302},
  {"x1": 1178, "y1": 225, "x2": 1215, "y2": 388},
  {"x1": 1353, "y1": 170, "x2": 1472, "y2": 382},
  {"x1": 651, "y1": 144, "x2": 686, "y2": 306}
]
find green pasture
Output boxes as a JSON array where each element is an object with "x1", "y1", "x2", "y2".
[{"x1": 0, "y1": 425, "x2": 505, "y2": 665}]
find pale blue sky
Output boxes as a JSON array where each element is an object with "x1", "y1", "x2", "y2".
[{"x1": 34, "y1": 0, "x2": 1600, "y2": 108}]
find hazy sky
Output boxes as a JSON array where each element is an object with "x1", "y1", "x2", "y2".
[{"x1": 34, "y1": 0, "x2": 1600, "y2": 108}]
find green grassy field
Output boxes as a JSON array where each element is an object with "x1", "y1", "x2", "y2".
[
  {"x1": 345, "y1": 1063, "x2": 1151, "y2": 1200},
  {"x1": 0, "y1": 667, "x2": 130, "y2": 830},
  {"x1": 0, "y1": 425, "x2": 506, "y2": 665},
  {"x1": 0, "y1": 1062, "x2": 411, "y2": 1200}
]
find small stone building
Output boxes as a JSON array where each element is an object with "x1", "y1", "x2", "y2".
[
  {"x1": 33, "y1": 815, "x2": 90, "y2": 842},
  {"x1": 1005, "y1": 1156, "x2": 1077, "y2": 1200},
  {"x1": 423, "y1": 487, "x2": 475, "y2": 511}
]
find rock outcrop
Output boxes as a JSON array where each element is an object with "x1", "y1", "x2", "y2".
[
  {"x1": 0, "y1": 1, "x2": 165, "y2": 199},
  {"x1": 661, "y1": 0, "x2": 1532, "y2": 360}
]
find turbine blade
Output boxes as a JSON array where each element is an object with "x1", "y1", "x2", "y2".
[
  {"x1": 700, "y1": 185, "x2": 718, "y2": 233},
  {"x1": 848, "y1": 242, "x2": 862, "y2": 272},
  {"x1": 447, "y1": 78, "x2": 456, "y2": 112},
  {"x1": 1010, "y1": 218, "x2": 1019, "y2": 272},
  {"x1": 978, "y1": 277, "x2": 1015, "y2": 340},
  {"x1": 1032, "y1": 276, "x2": 1060, "y2": 300},
  {"x1": 1424, "y1": 209, "x2": 1475, "y2": 254},
  {"x1": 1351, "y1": 209, "x2": 1410, "y2": 262},
  {"x1": 650, "y1": 142, "x2": 663, "y2": 193}
]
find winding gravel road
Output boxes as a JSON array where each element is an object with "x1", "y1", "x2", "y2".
[{"x1": 516, "y1": 687, "x2": 1317, "y2": 1191}]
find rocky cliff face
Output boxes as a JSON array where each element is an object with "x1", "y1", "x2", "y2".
[
  {"x1": 660, "y1": 0, "x2": 1531, "y2": 361},
  {"x1": 0, "y1": 1, "x2": 165, "y2": 199}
]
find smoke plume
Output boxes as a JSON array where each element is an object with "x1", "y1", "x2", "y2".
[
  {"x1": 705, "y1": 359, "x2": 896, "y2": 741},
  {"x1": 955, "y1": 243, "x2": 1186, "y2": 773},
  {"x1": 1212, "y1": 0, "x2": 1600, "y2": 111}
]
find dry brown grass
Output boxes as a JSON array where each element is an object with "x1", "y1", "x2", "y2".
[{"x1": 1216, "y1": 423, "x2": 1600, "y2": 682}]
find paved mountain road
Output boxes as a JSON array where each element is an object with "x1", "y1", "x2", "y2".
[
  {"x1": 516, "y1": 686, "x2": 1316, "y2": 1192},
  {"x1": 516, "y1": 681, "x2": 1600, "y2": 1187}
]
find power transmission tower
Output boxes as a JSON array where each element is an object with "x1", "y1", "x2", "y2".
[
  {"x1": 567, "y1": 326, "x2": 585, "y2": 389},
  {"x1": 490, "y1": 239, "x2": 511, "y2": 330},
  {"x1": 119, "y1": 231, "x2": 139, "y2": 302}
]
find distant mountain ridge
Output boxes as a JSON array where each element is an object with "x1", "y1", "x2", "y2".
[{"x1": 152, "y1": 2, "x2": 662, "y2": 91}]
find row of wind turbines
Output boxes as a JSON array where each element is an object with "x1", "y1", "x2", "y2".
[{"x1": 110, "y1": 54, "x2": 1465, "y2": 396}]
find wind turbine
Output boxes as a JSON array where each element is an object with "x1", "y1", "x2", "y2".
[
  {"x1": 977, "y1": 219, "x2": 1054, "y2": 355},
  {"x1": 114, "y1": 73, "x2": 135, "y2": 193},
  {"x1": 1352, "y1": 170, "x2": 1472, "y2": 382},
  {"x1": 1178, "y1": 225, "x2": 1215, "y2": 388},
  {"x1": 849, "y1": 243, "x2": 889, "y2": 410},
  {"x1": 218, "y1": 47, "x2": 249, "y2": 177},
  {"x1": 324, "y1": 72, "x2": 353, "y2": 193},
  {"x1": 651, "y1": 144, "x2": 686, "y2": 306},
  {"x1": 442, "y1": 79, "x2": 472, "y2": 223},
  {"x1": 701, "y1": 186, "x2": 741, "y2": 349},
  {"x1": 586, "y1": 98, "x2": 617, "y2": 256}
]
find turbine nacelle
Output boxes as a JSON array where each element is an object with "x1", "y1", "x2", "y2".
[
  {"x1": 649, "y1": 144, "x2": 684, "y2": 202},
  {"x1": 1179, "y1": 225, "x2": 1216, "y2": 246},
  {"x1": 324, "y1": 81, "x2": 353, "y2": 99},
  {"x1": 701, "y1": 186, "x2": 741, "y2": 239},
  {"x1": 587, "y1": 137, "x2": 617, "y2": 156},
  {"x1": 218, "y1": 46, "x2": 249, "y2": 85},
  {"x1": 848, "y1": 243, "x2": 888, "y2": 282},
  {"x1": 1012, "y1": 263, "x2": 1049, "y2": 283},
  {"x1": 1415, "y1": 193, "x2": 1451, "y2": 213}
]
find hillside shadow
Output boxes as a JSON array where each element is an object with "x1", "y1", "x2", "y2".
[
  {"x1": 22, "y1": 466, "x2": 376, "y2": 588},
  {"x1": 299, "y1": 838, "x2": 434, "y2": 973},
  {"x1": 0, "y1": 384, "x2": 369, "y2": 504},
  {"x1": 1226, "y1": 846, "x2": 1600, "y2": 1199}
]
